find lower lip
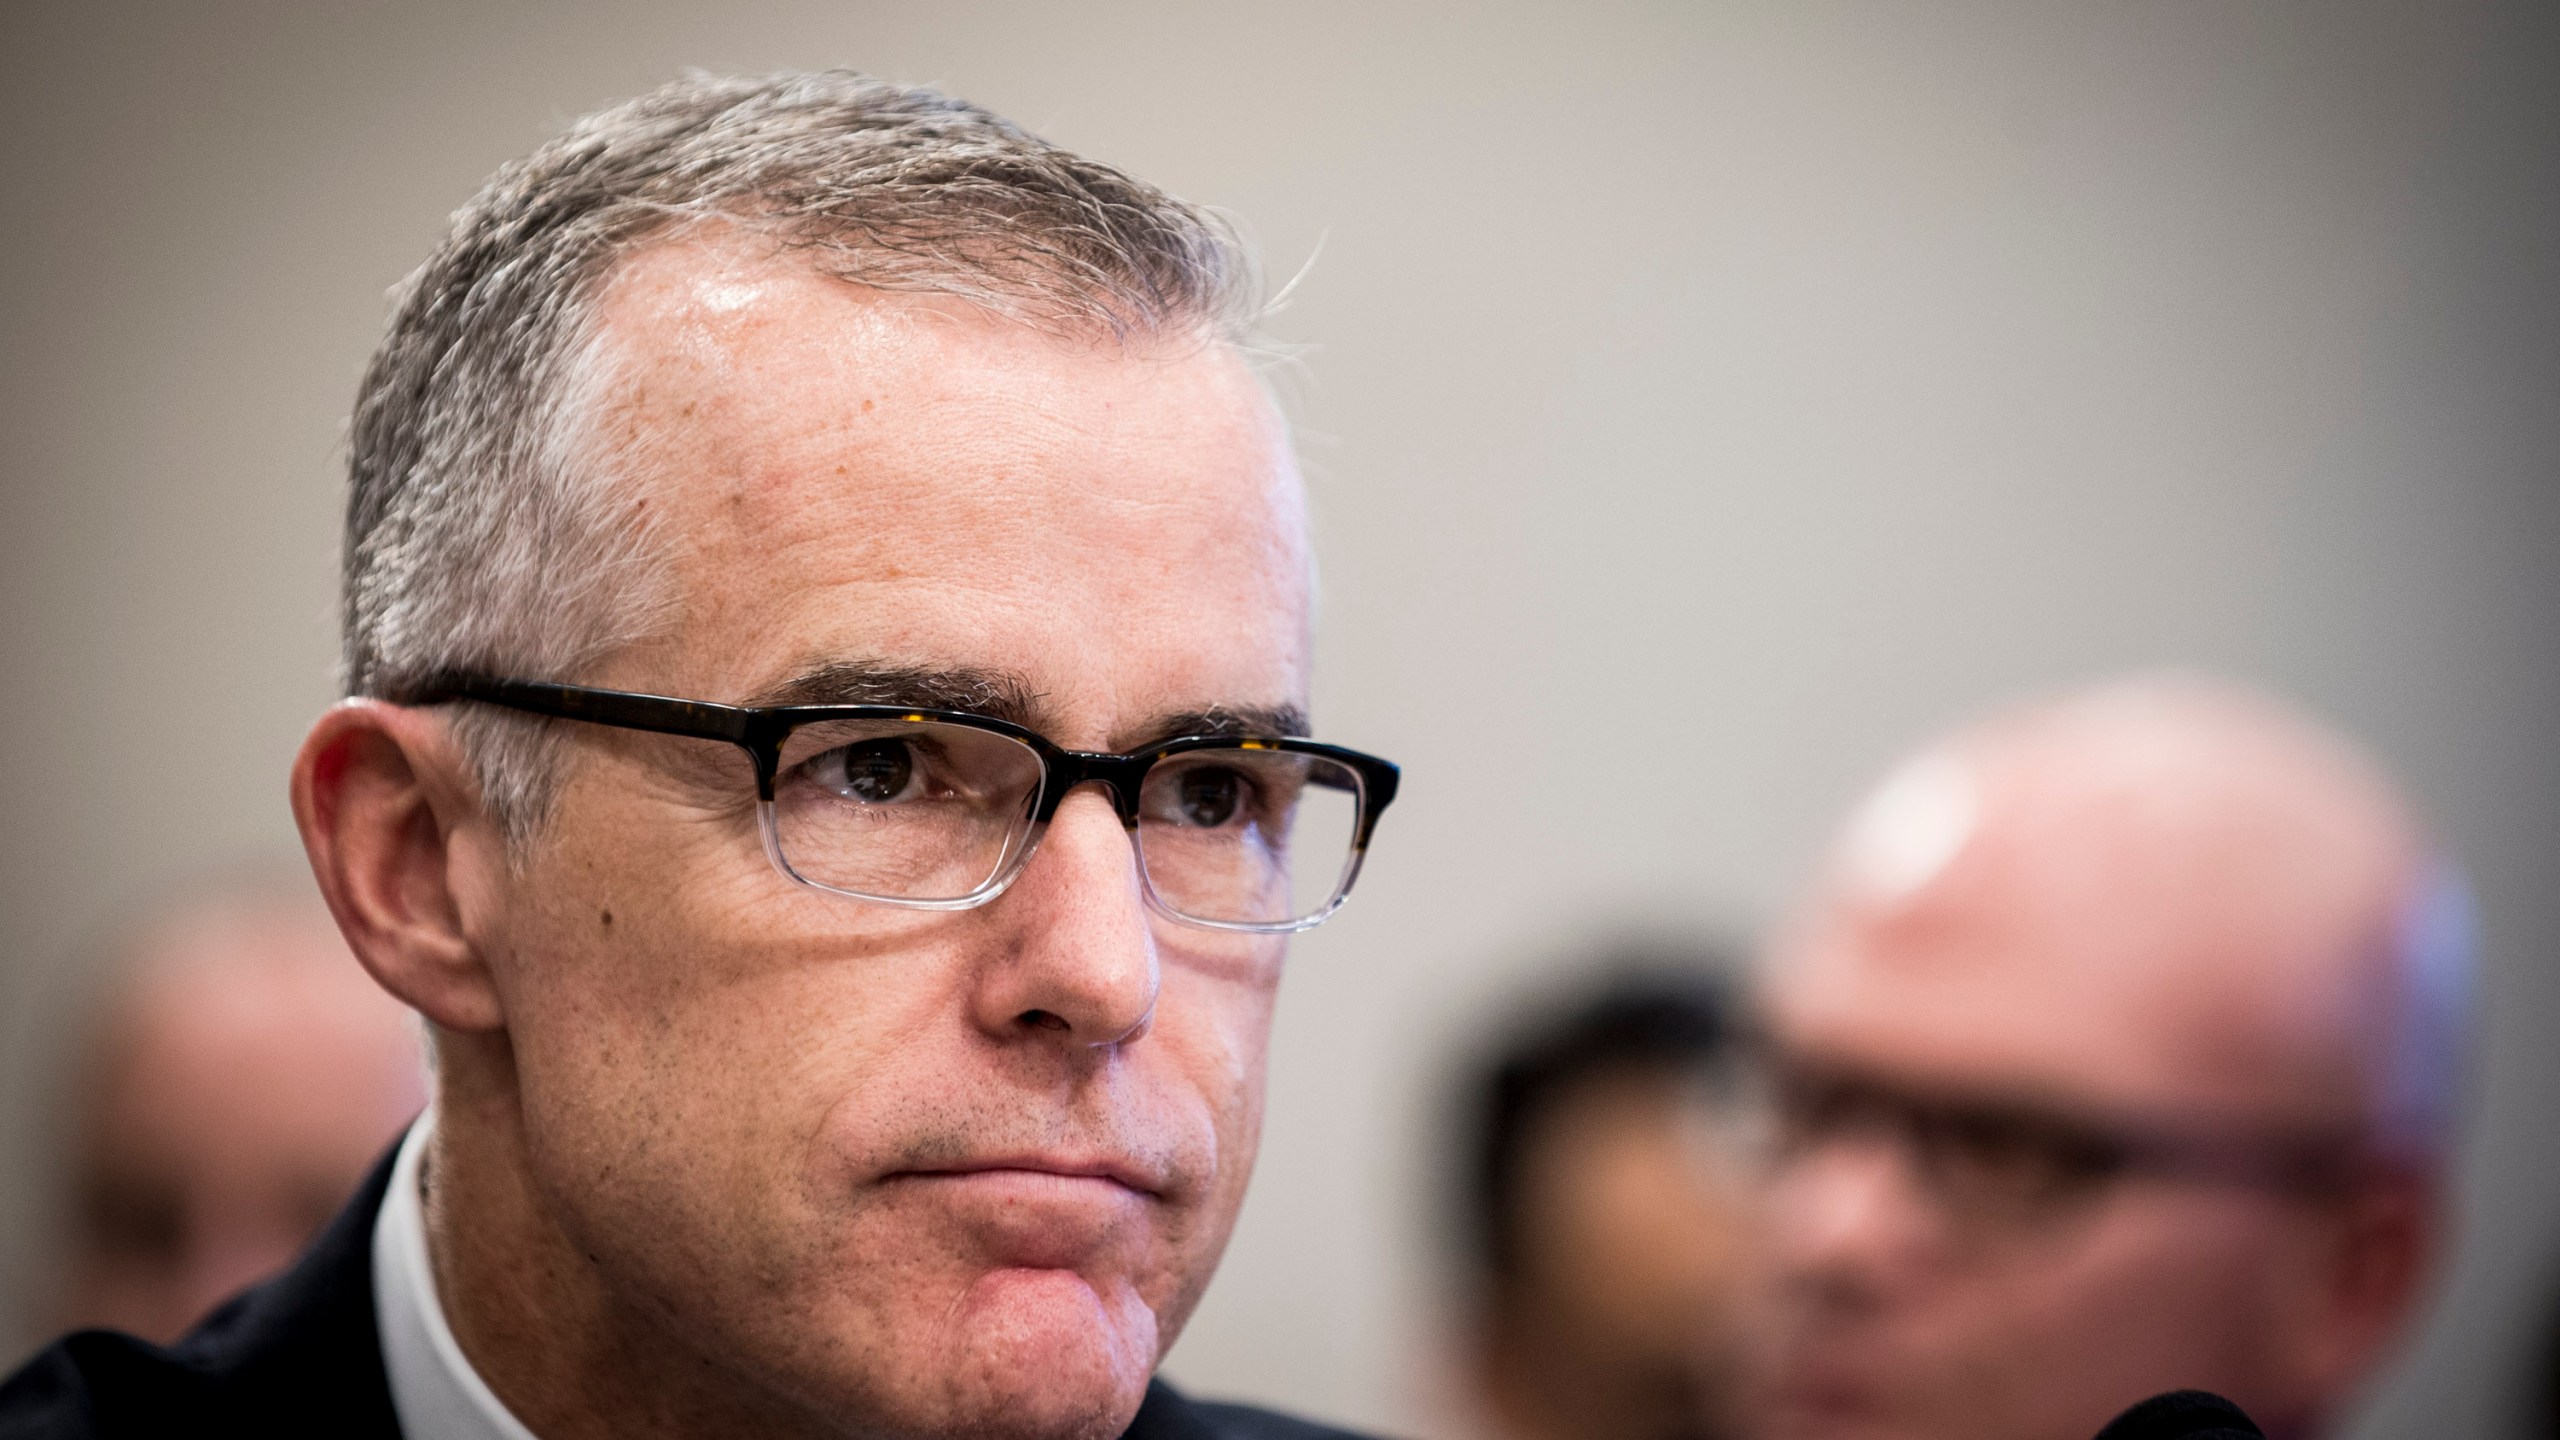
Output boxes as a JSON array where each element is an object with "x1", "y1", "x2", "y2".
[{"x1": 885, "y1": 1169, "x2": 1149, "y2": 1268}]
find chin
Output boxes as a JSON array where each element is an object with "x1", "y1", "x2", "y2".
[
  {"x1": 903, "y1": 1267, "x2": 1162, "y2": 1440},
  {"x1": 1758, "y1": 1366, "x2": 1920, "y2": 1440}
]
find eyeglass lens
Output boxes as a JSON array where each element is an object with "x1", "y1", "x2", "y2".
[
  {"x1": 767, "y1": 719, "x2": 1364, "y2": 926},
  {"x1": 772, "y1": 719, "x2": 1048, "y2": 902},
  {"x1": 1135, "y1": 748, "x2": 1363, "y2": 927}
]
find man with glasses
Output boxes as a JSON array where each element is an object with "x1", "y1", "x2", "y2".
[
  {"x1": 1, "y1": 72, "x2": 1394, "y2": 1440},
  {"x1": 1750, "y1": 677, "x2": 2470, "y2": 1440}
]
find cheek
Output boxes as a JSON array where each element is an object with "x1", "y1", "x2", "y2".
[
  {"x1": 1159, "y1": 936, "x2": 1282, "y2": 1139},
  {"x1": 1936, "y1": 1194, "x2": 2299, "y2": 1394},
  {"x1": 2066, "y1": 1193, "x2": 2288, "y2": 1301},
  {"x1": 492, "y1": 797, "x2": 961, "y2": 1260},
  {"x1": 1127, "y1": 943, "x2": 1283, "y2": 1281}
]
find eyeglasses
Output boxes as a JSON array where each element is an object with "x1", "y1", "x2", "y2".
[
  {"x1": 1760, "y1": 1060, "x2": 2364, "y2": 1230},
  {"x1": 411, "y1": 675, "x2": 1400, "y2": 934}
]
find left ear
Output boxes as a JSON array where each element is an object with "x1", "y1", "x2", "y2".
[
  {"x1": 2291, "y1": 1168, "x2": 2442, "y2": 1404},
  {"x1": 289, "y1": 697, "x2": 512, "y2": 1034}
]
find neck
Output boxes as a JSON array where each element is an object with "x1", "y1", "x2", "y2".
[{"x1": 424, "y1": 1030, "x2": 841, "y2": 1440}]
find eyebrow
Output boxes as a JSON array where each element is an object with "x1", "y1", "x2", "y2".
[
  {"x1": 747, "y1": 663, "x2": 1309, "y2": 750},
  {"x1": 1129, "y1": 704, "x2": 1312, "y2": 749},
  {"x1": 749, "y1": 661, "x2": 1049, "y2": 728}
]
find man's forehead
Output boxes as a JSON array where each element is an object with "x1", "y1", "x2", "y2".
[
  {"x1": 582, "y1": 232, "x2": 1299, "y2": 530},
  {"x1": 572, "y1": 233, "x2": 1312, "y2": 736},
  {"x1": 1771, "y1": 822, "x2": 2378, "y2": 1118},
  {"x1": 586, "y1": 231, "x2": 1268, "y2": 409}
]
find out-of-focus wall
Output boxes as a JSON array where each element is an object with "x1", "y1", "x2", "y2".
[{"x1": 2, "y1": 2, "x2": 2553, "y2": 1434}]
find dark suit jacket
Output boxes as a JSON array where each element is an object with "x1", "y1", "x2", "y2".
[{"x1": 0, "y1": 1150, "x2": 1376, "y2": 1440}]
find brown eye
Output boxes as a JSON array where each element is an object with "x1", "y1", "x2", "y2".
[{"x1": 1175, "y1": 766, "x2": 1245, "y2": 828}]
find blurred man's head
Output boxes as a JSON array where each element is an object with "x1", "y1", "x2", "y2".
[
  {"x1": 57, "y1": 880, "x2": 425, "y2": 1343},
  {"x1": 1461, "y1": 960, "x2": 1757, "y2": 1440},
  {"x1": 1755, "y1": 676, "x2": 2471, "y2": 1440},
  {"x1": 290, "y1": 72, "x2": 1394, "y2": 1440}
]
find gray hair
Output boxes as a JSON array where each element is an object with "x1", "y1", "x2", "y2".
[{"x1": 342, "y1": 70, "x2": 1262, "y2": 845}]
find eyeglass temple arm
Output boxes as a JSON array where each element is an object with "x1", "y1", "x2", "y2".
[
  {"x1": 1355, "y1": 757, "x2": 1399, "y2": 816},
  {"x1": 1321, "y1": 749, "x2": 1398, "y2": 844},
  {"x1": 405, "y1": 675, "x2": 761, "y2": 748},
  {"x1": 1263, "y1": 743, "x2": 1396, "y2": 846}
]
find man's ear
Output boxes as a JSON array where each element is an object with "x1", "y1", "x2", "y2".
[
  {"x1": 291, "y1": 699, "x2": 508, "y2": 1033},
  {"x1": 2296, "y1": 1168, "x2": 2441, "y2": 1407}
]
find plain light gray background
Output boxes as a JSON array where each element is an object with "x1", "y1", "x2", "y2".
[{"x1": 3, "y1": 3, "x2": 2555, "y2": 1435}]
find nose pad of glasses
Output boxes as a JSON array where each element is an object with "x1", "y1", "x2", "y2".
[
  {"x1": 1035, "y1": 782, "x2": 1193, "y2": 929},
  {"x1": 1039, "y1": 773, "x2": 1146, "y2": 828},
  {"x1": 1032, "y1": 785, "x2": 1149, "y2": 891}
]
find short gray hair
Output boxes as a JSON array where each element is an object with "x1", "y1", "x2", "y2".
[{"x1": 342, "y1": 70, "x2": 1261, "y2": 846}]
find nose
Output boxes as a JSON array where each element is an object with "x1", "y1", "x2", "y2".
[
  {"x1": 969, "y1": 786, "x2": 1160, "y2": 1048},
  {"x1": 1769, "y1": 1133, "x2": 1941, "y2": 1310}
]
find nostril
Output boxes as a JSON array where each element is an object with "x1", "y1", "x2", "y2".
[{"x1": 1018, "y1": 1009, "x2": 1071, "y2": 1032}]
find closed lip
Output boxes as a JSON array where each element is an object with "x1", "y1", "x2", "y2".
[{"x1": 889, "y1": 1155, "x2": 1163, "y2": 1197}]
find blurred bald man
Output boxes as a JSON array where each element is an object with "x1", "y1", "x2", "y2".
[
  {"x1": 53, "y1": 880, "x2": 427, "y2": 1344},
  {"x1": 1752, "y1": 676, "x2": 2473, "y2": 1440}
]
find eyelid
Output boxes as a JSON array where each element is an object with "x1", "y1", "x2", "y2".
[{"x1": 782, "y1": 727, "x2": 940, "y2": 772}]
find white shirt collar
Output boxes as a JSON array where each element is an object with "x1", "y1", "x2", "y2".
[{"x1": 372, "y1": 1112, "x2": 544, "y2": 1440}]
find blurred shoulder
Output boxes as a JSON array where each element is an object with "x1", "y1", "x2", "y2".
[
  {"x1": 0, "y1": 1295, "x2": 398, "y2": 1438},
  {"x1": 0, "y1": 1144, "x2": 401, "y2": 1439},
  {"x1": 0, "y1": 1329, "x2": 203, "y2": 1438},
  {"x1": 0, "y1": 1337, "x2": 97, "y2": 1437}
]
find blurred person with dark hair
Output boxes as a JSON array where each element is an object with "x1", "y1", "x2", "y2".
[
  {"x1": 1455, "y1": 955, "x2": 1756, "y2": 1440},
  {"x1": 1753, "y1": 675, "x2": 2472, "y2": 1440},
  {"x1": 53, "y1": 879, "x2": 426, "y2": 1345},
  {"x1": 0, "y1": 69, "x2": 1400, "y2": 1440}
]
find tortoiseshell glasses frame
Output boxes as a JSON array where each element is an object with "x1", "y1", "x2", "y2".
[{"x1": 407, "y1": 675, "x2": 1400, "y2": 934}]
